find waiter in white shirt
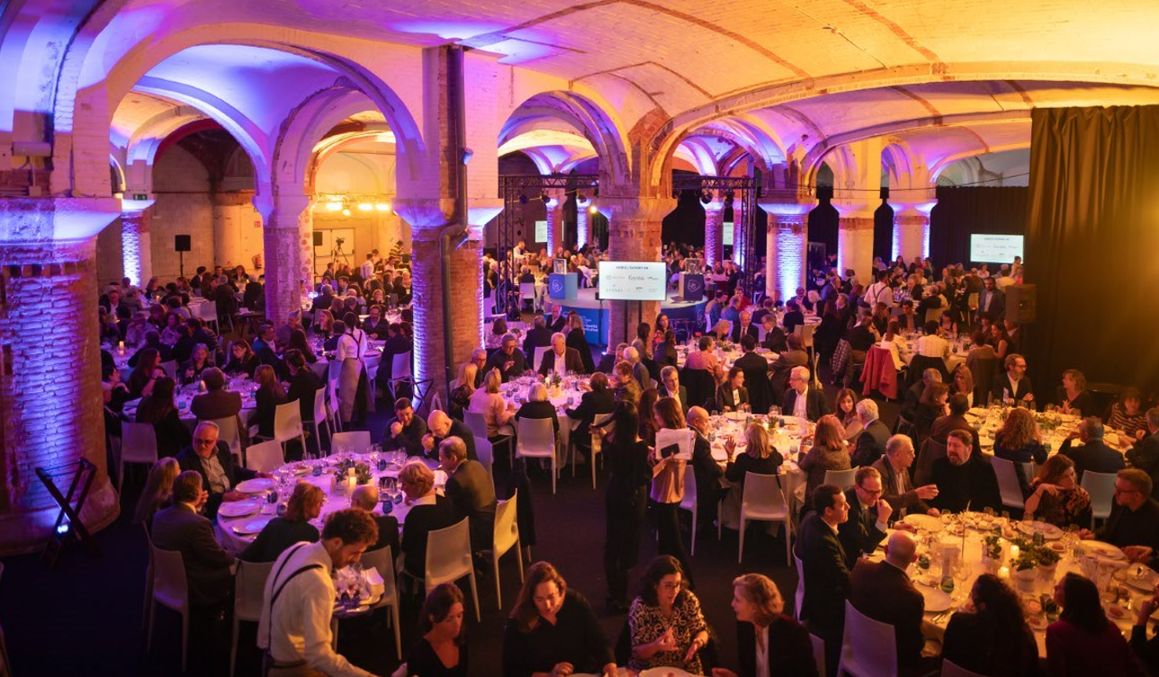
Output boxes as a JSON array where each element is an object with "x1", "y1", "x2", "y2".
[
  {"x1": 862, "y1": 271, "x2": 894, "y2": 309},
  {"x1": 258, "y1": 508, "x2": 381, "y2": 677}
]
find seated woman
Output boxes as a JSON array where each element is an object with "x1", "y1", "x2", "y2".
[
  {"x1": 253, "y1": 364, "x2": 288, "y2": 439},
  {"x1": 716, "y1": 367, "x2": 749, "y2": 413},
  {"x1": 313, "y1": 309, "x2": 335, "y2": 341},
  {"x1": 565, "y1": 312, "x2": 596, "y2": 375},
  {"x1": 180, "y1": 343, "x2": 213, "y2": 385},
  {"x1": 1059, "y1": 369, "x2": 1095, "y2": 418},
  {"x1": 834, "y1": 388, "x2": 862, "y2": 442},
  {"x1": 724, "y1": 422, "x2": 784, "y2": 488},
  {"x1": 448, "y1": 362, "x2": 477, "y2": 420},
  {"x1": 942, "y1": 573, "x2": 1039, "y2": 677},
  {"x1": 1047, "y1": 573, "x2": 1146, "y2": 677},
  {"x1": 408, "y1": 583, "x2": 468, "y2": 677},
  {"x1": 133, "y1": 457, "x2": 180, "y2": 527},
  {"x1": 240, "y1": 483, "x2": 323, "y2": 562},
  {"x1": 1025, "y1": 455, "x2": 1092, "y2": 528},
  {"x1": 798, "y1": 415, "x2": 851, "y2": 513},
  {"x1": 713, "y1": 573, "x2": 818, "y2": 677},
  {"x1": 1110, "y1": 387, "x2": 1150, "y2": 440},
  {"x1": 222, "y1": 339, "x2": 260, "y2": 378},
  {"x1": 491, "y1": 317, "x2": 508, "y2": 337},
  {"x1": 914, "y1": 381, "x2": 950, "y2": 442},
  {"x1": 993, "y1": 407, "x2": 1048, "y2": 465},
  {"x1": 950, "y1": 364, "x2": 975, "y2": 409},
  {"x1": 988, "y1": 323, "x2": 1011, "y2": 360},
  {"x1": 127, "y1": 347, "x2": 165, "y2": 399},
  {"x1": 879, "y1": 319, "x2": 906, "y2": 371},
  {"x1": 502, "y1": 562, "x2": 616, "y2": 677},
  {"x1": 287, "y1": 328, "x2": 318, "y2": 364},
  {"x1": 656, "y1": 330, "x2": 679, "y2": 370},
  {"x1": 469, "y1": 369, "x2": 516, "y2": 440},
  {"x1": 514, "y1": 382, "x2": 561, "y2": 438},
  {"x1": 627, "y1": 555, "x2": 709, "y2": 675},
  {"x1": 399, "y1": 461, "x2": 456, "y2": 581},
  {"x1": 135, "y1": 376, "x2": 191, "y2": 458}
]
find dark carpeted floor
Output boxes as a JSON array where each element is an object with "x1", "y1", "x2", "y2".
[{"x1": 0, "y1": 364, "x2": 900, "y2": 677}]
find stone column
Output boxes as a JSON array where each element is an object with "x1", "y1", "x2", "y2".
[
  {"x1": 254, "y1": 193, "x2": 310, "y2": 326},
  {"x1": 891, "y1": 200, "x2": 936, "y2": 263},
  {"x1": 0, "y1": 197, "x2": 122, "y2": 554},
  {"x1": 833, "y1": 202, "x2": 876, "y2": 284},
  {"x1": 759, "y1": 201, "x2": 813, "y2": 303},
  {"x1": 120, "y1": 198, "x2": 153, "y2": 286},
  {"x1": 704, "y1": 197, "x2": 725, "y2": 267},
  {"x1": 576, "y1": 196, "x2": 592, "y2": 249},
  {"x1": 544, "y1": 188, "x2": 566, "y2": 256},
  {"x1": 731, "y1": 197, "x2": 747, "y2": 269},
  {"x1": 597, "y1": 196, "x2": 677, "y2": 346}
]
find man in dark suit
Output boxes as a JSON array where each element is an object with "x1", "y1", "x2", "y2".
[
  {"x1": 900, "y1": 368, "x2": 942, "y2": 424},
  {"x1": 729, "y1": 310, "x2": 760, "y2": 344},
  {"x1": 931, "y1": 393, "x2": 982, "y2": 450},
  {"x1": 838, "y1": 467, "x2": 892, "y2": 569},
  {"x1": 175, "y1": 421, "x2": 261, "y2": 518},
  {"x1": 361, "y1": 304, "x2": 391, "y2": 341},
  {"x1": 977, "y1": 276, "x2": 1005, "y2": 324},
  {"x1": 769, "y1": 334, "x2": 809, "y2": 401},
  {"x1": 189, "y1": 367, "x2": 242, "y2": 421},
  {"x1": 151, "y1": 471, "x2": 235, "y2": 609},
  {"x1": 423, "y1": 409, "x2": 477, "y2": 461},
  {"x1": 566, "y1": 372, "x2": 616, "y2": 441},
  {"x1": 439, "y1": 436, "x2": 497, "y2": 553},
  {"x1": 795, "y1": 484, "x2": 852, "y2": 677},
  {"x1": 686, "y1": 406, "x2": 725, "y2": 532},
  {"x1": 782, "y1": 366, "x2": 830, "y2": 422},
  {"x1": 377, "y1": 322, "x2": 415, "y2": 389},
  {"x1": 1061, "y1": 418, "x2": 1126, "y2": 483},
  {"x1": 657, "y1": 366, "x2": 690, "y2": 415},
  {"x1": 895, "y1": 300, "x2": 919, "y2": 332},
  {"x1": 485, "y1": 333, "x2": 529, "y2": 383},
  {"x1": 310, "y1": 283, "x2": 335, "y2": 313},
  {"x1": 284, "y1": 349, "x2": 323, "y2": 427},
  {"x1": 930, "y1": 429, "x2": 1001, "y2": 513},
  {"x1": 1126, "y1": 409, "x2": 1159, "y2": 499},
  {"x1": 851, "y1": 399, "x2": 890, "y2": 467},
  {"x1": 546, "y1": 303, "x2": 568, "y2": 334},
  {"x1": 350, "y1": 484, "x2": 400, "y2": 556},
  {"x1": 538, "y1": 333, "x2": 586, "y2": 377},
  {"x1": 871, "y1": 434, "x2": 939, "y2": 519},
  {"x1": 251, "y1": 323, "x2": 284, "y2": 377},
  {"x1": 759, "y1": 315, "x2": 788, "y2": 353},
  {"x1": 847, "y1": 311, "x2": 877, "y2": 354},
  {"x1": 990, "y1": 353, "x2": 1033, "y2": 405},
  {"x1": 242, "y1": 275, "x2": 264, "y2": 311},
  {"x1": 782, "y1": 300, "x2": 805, "y2": 334},
  {"x1": 522, "y1": 314, "x2": 554, "y2": 366},
  {"x1": 850, "y1": 531, "x2": 931, "y2": 677}
]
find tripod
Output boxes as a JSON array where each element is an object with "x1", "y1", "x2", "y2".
[{"x1": 330, "y1": 239, "x2": 351, "y2": 268}]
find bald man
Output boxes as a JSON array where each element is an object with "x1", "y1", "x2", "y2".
[
  {"x1": 685, "y1": 406, "x2": 724, "y2": 531},
  {"x1": 350, "y1": 484, "x2": 400, "y2": 555},
  {"x1": 422, "y1": 410, "x2": 477, "y2": 462},
  {"x1": 850, "y1": 531, "x2": 930, "y2": 676}
]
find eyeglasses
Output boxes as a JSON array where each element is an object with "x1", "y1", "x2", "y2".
[{"x1": 194, "y1": 437, "x2": 217, "y2": 446}]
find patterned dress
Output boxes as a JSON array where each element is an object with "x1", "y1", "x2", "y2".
[
  {"x1": 1029, "y1": 480, "x2": 1092, "y2": 528},
  {"x1": 627, "y1": 592, "x2": 708, "y2": 674}
]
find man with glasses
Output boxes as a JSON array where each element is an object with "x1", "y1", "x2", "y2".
[
  {"x1": 484, "y1": 333, "x2": 527, "y2": 383},
  {"x1": 1080, "y1": 469, "x2": 1159, "y2": 565},
  {"x1": 469, "y1": 348, "x2": 488, "y2": 388},
  {"x1": 837, "y1": 467, "x2": 892, "y2": 569},
  {"x1": 990, "y1": 352, "x2": 1033, "y2": 405},
  {"x1": 176, "y1": 420, "x2": 264, "y2": 518},
  {"x1": 872, "y1": 434, "x2": 939, "y2": 520},
  {"x1": 782, "y1": 366, "x2": 829, "y2": 422}
]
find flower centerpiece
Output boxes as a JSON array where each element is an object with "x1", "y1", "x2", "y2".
[
  {"x1": 333, "y1": 459, "x2": 372, "y2": 486},
  {"x1": 548, "y1": 372, "x2": 563, "y2": 397},
  {"x1": 982, "y1": 534, "x2": 1004, "y2": 572}
]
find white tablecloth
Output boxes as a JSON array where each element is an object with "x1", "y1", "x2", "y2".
[
  {"x1": 124, "y1": 377, "x2": 257, "y2": 428},
  {"x1": 705, "y1": 413, "x2": 811, "y2": 528}
]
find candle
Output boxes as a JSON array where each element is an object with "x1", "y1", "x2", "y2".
[
  {"x1": 1010, "y1": 545, "x2": 1020, "y2": 560},
  {"x1": 348, "y1": 467, "x2": 356, "y2": 477},
  {"x1": 347, "y1": 476, "x2": 356, "y2": 493},
  {"x1": 998, "y1": 566, "x2": 1010, "y2": 579}
]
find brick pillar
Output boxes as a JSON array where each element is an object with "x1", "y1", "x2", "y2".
[
  {"x1": 545, "y1": 188, "x2": 565, "y2": 256},
  {"x1": 120, "y1": 198, "x2": 153, "y2": 286},
  {"x1": 833, "y1": 202, "x2": 876, "y2": 284},
  {"x1": 731, "y1": 198, "x2": 747, "y2": 269},
  {"x1": 0, "y1": 197, "x2": 122, "y2": 553},
  {"x1": 891, "y1": 201, "x2": 936, "y2": 263},
  {"x1": 576, "y1": 196, "x2": 592, "y2": 249},
  {"x1": 704, "y1": 199, "x2": 725, "y2": 267},
  {"x1": 255, "y1": 194, "x2": 310, "y2": 326},
  {"x1": 759, "y1": 202, "x2": 813, "y2": 303},
  {"x1": 597, "y1": 196, "x2": 676, "y2": 346}
]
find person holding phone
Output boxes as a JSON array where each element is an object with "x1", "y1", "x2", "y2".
[{"x1": 650, "y1": 397, "x2": 695, "y2": 589}]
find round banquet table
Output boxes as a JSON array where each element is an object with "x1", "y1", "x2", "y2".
[
  {"x1": 496, "y1": 375, "x2": 588, "y2": 469},
  {"x1": 215, "y1": 451, "x2": 446, "y2": 555},
  {"x1": 964, "y1": 405, "x2": 1135, "y2": 457},
  {"x1": 123, "y1": 376, "x2": 257, "y2": 428},
  {"x1": 675, "y1": 344, "x2": 779, "y2": 372},
  {"x1": 897, "y1": 333, "x2": 968, "y2": 374}
]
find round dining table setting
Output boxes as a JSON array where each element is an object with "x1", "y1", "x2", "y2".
[
  {"x1": 674, "y1": 342, "x2": 780, "y2": 372},
  {"x1": 123, "y1": 375, "x2": 259, "y2": 427},
  {"x1": 964, "y1": 404, "x2": 1136, "y2": 457}
]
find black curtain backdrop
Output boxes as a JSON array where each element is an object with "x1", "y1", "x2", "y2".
[
  {"x1": 1025, "y1": 106, "x2": 1159, "y2": 397},
  {"x1": 873, "y1": 201, "x2": 894, "y2": 263},
  {"x1": 661, "y1": 189, "x2": 707, "y2": 247},
  {"x1": 929, "y1": 186, "x2": 1028, "y2": 267},
  {"x1": 808, "y1": 193, "x2": 838, "y2": 262}
]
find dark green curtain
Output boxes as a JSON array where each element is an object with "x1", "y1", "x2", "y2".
[{"x1": 1025, "y1": 106, "x2": 1159, "y2": 397}]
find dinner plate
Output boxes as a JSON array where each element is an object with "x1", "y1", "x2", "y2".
[
  {"x1": 235, "y1": 478, "x2": 277, "y2": 494},
  {"x1": 640, "y1": 668, "x2": 694, "y2": 677},
  {"x1": 1080, "y1": 540, "x2": 1126, "y2": 560},
  {"x1": 217, "y1": 500, "x2": 262, "y2": 518},
  {"x1": 231, "y1": 516, "x2": 273, "y2": 536},
  {"x1": 1125, "y1": 565, "x2": 1159, "y2": 592},
  {"x1": 903, "y1": 514, "x2": 945, "y2": 533},
  {"x1": 1017, "y1": 521, "x2": 1063, "y2": 540},
  {"x1": 917, "y1": 584, "x2": 953, "y2": 613}
]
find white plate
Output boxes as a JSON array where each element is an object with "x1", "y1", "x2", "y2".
[
  {"x1": 918, "y1": 584, "x2": 953, "y2": 613},
  {"x1": 231, "y1": 516, "x2": 273, "y2": 536},
  {"x1": 1080, "y1": 540, "x2": 1126, "y2": 560},
  {"x1": 640, "y1": 669, "x2": 694, "y2": 677},
  {"x1": 904, "y1": 514, "x2": 945, "y2": 533},
  {"x1": 235, "y1": 478, "x2": 277, "y2": 494},
  {"x1": 217, "y1": 500, "x2": 262, "y2": 518},
  {"x1": 1125, "y1": 566, "x2": 1159, "y2": 592},
  {"x1": 1017, "y1": 521, "x2": 1063, "y2": 540}
]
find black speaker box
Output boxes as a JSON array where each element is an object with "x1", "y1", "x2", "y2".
[
  {"x1": 313, "y1": 232, "x2": 324, "y2": 247},
  {"x1": 174, "y1": 235, "x2": 191, "y2": 252},
  {"x1": 1005, "y1": 284, "x2": 1036, "y2": 324}
]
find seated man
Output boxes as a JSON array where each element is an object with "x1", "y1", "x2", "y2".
[
  {"x1": 1080, "y1": 469, "x2": 1159, "y2": 565},
  {"x1": 685, "y1": 406, "x2": 725, "y2": 532},
  {"x1": 871, "y1": 434, "x2": 939, "y2": 520},
  {"x1": 850, "y1": 531, "x2": 931, "y2": 677},
  {"x1": 566, "y1": 372, "x2": 616, "y2": 442},
  {"x1": 782, "y1": 366, "x2": 829, "y2": 422},
  {"x1": 381, "y1": 397, "x2": 428, "y2": 456},
  {"x1": 349, "y1": 484, "x2": 400, "y2": 556},
  {"x1": 423, "y1": 409, "x2": 477, "y2": 461},
  {"x1": 900, "y1": 368, "x2": 942, "y2": 424},
  {"x1": 151, "y1": 471, "x2": 235, "y2": 610},
  {"x1": 759, "y1": 314, "x2": 788, "y2": 353},
  {"x1": 837, "y1": 467, "x2": 892, "y2": 569},
  {"x1": 485, "y1": 333, "x2": 528, "y2": 383},
  {"x1": 769, "y1": 334, "x2": 808, "y2": 400},
  {"x1": 1060, "y1": 416, "x2": 1125, "y2": 482},
  {"x1": 851, "y1": 399, "x2": 890, "y2": 467},
  {"x1": 1126, "y1": 408, "x2": 1159, "y2": 498},
  {"x1": 931, "y1": 393, "x2": 981, "y2": 452},
  {"x1": 990, "y1": 353, "x2": 1034, "y2": 405},
  {"x1": 683, "y1": 335, "x2": 722, "y2": 383},
  {"x1": 522, "y1": 314, "x2": 553, "y2": 365},
  {"x1": 657, "y1": 366, "x2": 689, "y2": 414},
  {"x1": 439, "y1": 436, "x2": 497, "y2": 552},
  {"x1": 189, "y1": 367, "x2": 242, "y2": 421},
  {"x1": 538, "y1": 331, "x2": 585, "y2": 377},
  {"x1": 176, "y1": 420, "x2": 263, "y2": 518},
  {"x1": 929, "y1": 429, "x2": 1001, "y2": 513}
]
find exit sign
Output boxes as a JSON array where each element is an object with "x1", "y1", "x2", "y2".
[{"x1": 133, "y1": 193, "x2": 148, "y2": 201}]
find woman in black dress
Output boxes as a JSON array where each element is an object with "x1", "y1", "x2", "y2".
[
  {"x1": 135, "y1": 377, "x2": 191, "y2": 459},
  {"x1": 724, "y1": 422, "x2": 784, "y2": 490},
  {"x1": 287, "y1": 328, "x2": 318, "y2": 364},
  {"x1": 408, "y1": 583, "x2": 468, "y2": 677},
  {"x1": 565, "y1": 312, "x2": 596, "y2": 375},
  {"x1": 223, "y1": 339, "x2": 260, "y2": 378},
  {"x1": 603, "y1": 401, "x2": 654, "y2": 612},
  {"x1": 717, "y1": 367, "x2": 750, "y2": 412},
  {"x1": 253, "y1": 364, "x2": 288, "y2": 439},
  {"x1": 656, "y1": 330, "x2": 679, "y2": 370},
  {"x1": 502, "y1": 562, "x2": 616, "y2": 677},
  {"x1": 714, "y1": 573, "x2": 818, "y2": 677},
  {"x1": 239, "y1": 482, "x2": 323, "y2": 562},
  {"x1": 180, "y1": 343, "x2": 212, "y2": 385}
]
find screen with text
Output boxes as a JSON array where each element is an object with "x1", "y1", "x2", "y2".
[
  {"x1": 970, "y1": 234, "x2": 1024, "y2": 263},
  {"x1": 597, "y1": 261, "x2": 668, "y2": 301}
]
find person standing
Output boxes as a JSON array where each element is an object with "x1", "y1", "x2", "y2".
[
  {"x1": 603, "y1": 402, "x2": 653, "y2": 612},
  {"x1": 649, "y1": 397, "x2": 695, "y2": 588}
]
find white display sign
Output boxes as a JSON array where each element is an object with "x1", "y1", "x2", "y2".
[
  {"x1": 723, "y1": 221, "x2": 735, "y2": 246},
  {"x1": 970, "y1": 234, "x2": 1024, "y2": 263},
  {"x1": 597, "y1": 261, "x2": 668, "y2": 301},
  {"x1": 535, "y1": 220, "x2": 548, "y2": 242},
  {"x1": 655, "y1": 428, "x2": 694, "y2": 461}
]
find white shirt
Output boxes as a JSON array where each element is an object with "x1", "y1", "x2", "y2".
[
  {"x1": 359, "y1": 261, "x2": 374, "y2": 279},
  {"x1": 916, "y1": 334, "x2": 950, "y2": 358},
  {"x1": 755, "y1": 624, "x2": 770, "y2": 677},
  {"x1": 793, "y1": 387, "x2": 808, "y2": 418},
  {"x1": 863, "y1": 281, "x2": 894, "y2": 308},
  {"x1": 336, "y1": 329, "x2": 368, "y2": 362},
  {"x1": 258, "y1": 541, "x2": 372, "y2": 677},
  {"x1": 551, "y1": 349, "x2": 567, "y2": 376}
]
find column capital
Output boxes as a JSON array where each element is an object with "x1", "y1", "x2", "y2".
[
  {"x1": 889, "y1": 200, "x2": 937, "y2": 217},
  {"x1": 595, "y1": 196, "x2": 677, "y2": 222},
  {"x1": 120, "y1": 197, "x2": 155, "y2": 214},
  {"x1": 832, "y1": 200, "x2": 878, "y2": 219},
  {"x1": 252, "y1": 193, "x2": 311, "y2": 223},
  {"x1": 758, "y1": 200, "x2": 813, "y2": 219},
  {"x1": 703, "y1": 200, "x2": 725, "y2": 214},
  {"x1": 0, "y1": 196, "x2": 122, "y2": 242}
]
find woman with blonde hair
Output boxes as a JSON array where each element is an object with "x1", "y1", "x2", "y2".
[
  {"x1": 470, "y1": 368, "x2": 515, "y2": 439},
  {"x1": 240, "y1": 482, "x2": 324, "y2": 562},
  {"x1": 449, "y1": 361, "x2": 478, "y2": 418},
  {"x1": 714, "y1": 574, "x2": 819, "y2": 677},
  {"x1": 724, "y1": 422, "x2": 784, "y2": 488},
  {"x1": 134, "y1": 457, "x2": 181, "y2": 526},
  {"x1": 799, "y1": 414, "x2": 851, "y2": 513}
]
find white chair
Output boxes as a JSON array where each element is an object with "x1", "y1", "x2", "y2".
[
  {"x1": 359, "y1": 546, "x2": 402, "y2": 660},
  {"x1": 485, "y1": 290, "x2": 505, "y2": 321},
  {"x1": 146, "y1": 546, "x2": 189, "y2": 672},
  {"x1": 425, "y1": 518, "x2": 481, "y2": 622},
  {"x1": 942, "y1": 659, "x2": 988, "y2": 677},
  {"x1": 230, "y1": 560, "x2": 274, "y2": 677},
  {"x1": 268, "y1": 401, "x2": 308, "y2": 458},
  {"x1": 464, "y1": 411, "x2": 488, "y2": 440},
  {"x1": 195, "y1": 300, "x2": 219, "y2": 333},
  {"x1": 475, "y1": 436, "x2": 494, "y2": 479},
  {"x1": 991, "y1": 457, "x2": 1027, "y2": 511},
  {"x1": 331, "y1": 430, "x2": 371, "y2": 455},
  {"x1": 836, "y1": 600, "x2": 897, "y2": 677},
  {"x1": 244, "y1": 439, "x2": 284, "y2": 473},
  {"x1": 739, "y1": 472, "x2": 791, "y2": 566},
  {"x1": 491, "y1": 489, "x2": 525, "y2": 608},
  {"x1": 679, "y1": 465, "x2": 700, "y2": 556},
  {"x1": 119, "y1": 422, "x2": 159, "y2": 490},
  {"x1": 208, "y1": 416, "x2": 242, "y2": 463},
  {"x1": 1082, "y1": 470, "x2": 1117, "y2": 528},
  {"x1": 757, "y1": 325, "x2": 768, "y2": 342},
  {"x1": 387, "y1": 351, "x2": 414, "y2": 399},
  {"x1": 159, "y1": 360, "x2": 178, "y2": 380},
  {"x1": 793, "y1": 553, "x2": 806, "y2": 621},
  {"x1": 516, "y1": 417, "x2": 558, "y2": 494},
  {"x1": 533, "y1": 346, "x2": 550, "y2": 373},
  {"x1": 519, "y1": 282, "x2": 537, "y2": 311},
  {"x1": 811, "y1": 633, "x2": 826, "y2": 677},
  {"x1": 824, "y1": 468, "x2": 857, "y2": 492},
  {"x1": 303, "y1": 390, "x2": 333, "y2": 457}
]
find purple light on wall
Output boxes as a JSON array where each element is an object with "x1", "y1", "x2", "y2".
[{"x1": 760, "y1": 202, "x2": 812, "y2": 303}]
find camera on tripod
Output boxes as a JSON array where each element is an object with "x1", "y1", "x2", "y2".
[{"x1": 335, "y1": 237, "x2": 346, "y2": 247}]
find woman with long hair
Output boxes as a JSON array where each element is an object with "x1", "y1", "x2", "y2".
[
  {"x1": 180, "y1": 343, "x2": 212, "y2": 385},
  {"x1": 637, "y1": 388, "x2": 660, "y2": 447},
  {"x1": 449, "y1": 362, "x2": 478, "y2": 419},
  {"x1": 409, "y1": 583, "x2": 467, "y2": 677},
  {"x1": 1025, "y1": 455, "x2": 1092, "y2": 528},
  {"x1": 253, "y1": 364, "x2": 288, "y2": 439},
  {"x1": 834, "y1": 388, "x2": 862, "y2": 441},
  {"x1": 650, "y1": 398, "x2": 695, "y2": 587},
  {"x1": 471, "y1": 369, "x2": 516, "y2": 440},
  {"x1": 240, "y1": 482, "x2": 324, "y2": 562},
  {"x1": 799, "y1": 414, "x2": 851, "y2": 512},
  {"x1": 135, "y1": 376, "x2": 191, "y2": 458},
  {"x1": 656, "y1": 329, "x2": 678, "y2": 370},
  {"x1": 627, "y1": 555, "x2": 709, "y2": 674},
  {"x1": 223, "y1": 339, "x2": 260, "y2": 378},
  {"x1": 603, "y1": 402, "x2": 653, "y2": 612},
  {"x1": 988, "y1": 323, "x2": 1011, "y2": 360},
  {"x1": 287, "y1": 328, "x2": 317, "y2": 364},
  {"x1": 1110, "y1": 387, "x2": 1149, "y2": 440},
  {"x1": 950, "y1": 364, "x2": 975, "y2": 408},
  {"x1": 1047, "y1": 573, "x2": 1145, "y2": 677},
  {"x1": 134, "y1": 457, "x2": 180, "y2": 526},
  {"x1": 564, "y1": 312, "x2": 595, "y2": 374},
  {"x1": 914, "y1": 381, "x2": 950, "y2": 441},
  {"x1": 942, "y1": 573, "x2": 1038, "y2": 677},
  {"x1": 723, "y1": 422, "x2": 784, "y2": 492},
  {"x1": 653, "y1": 314, "x2": 671, "y2": 357},
  {"x1": 994, "y1": 406, "x2": 1047, "y2": 465},
  {"x1": 314, "y1": 309, "x2": 335, "y2": 340},
  {"x1": 127, "y1": 347, "x2": 164, "y2": 399},
  {"x1": 502, "y1": 562, "x2": 615, "y2": 677}
]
